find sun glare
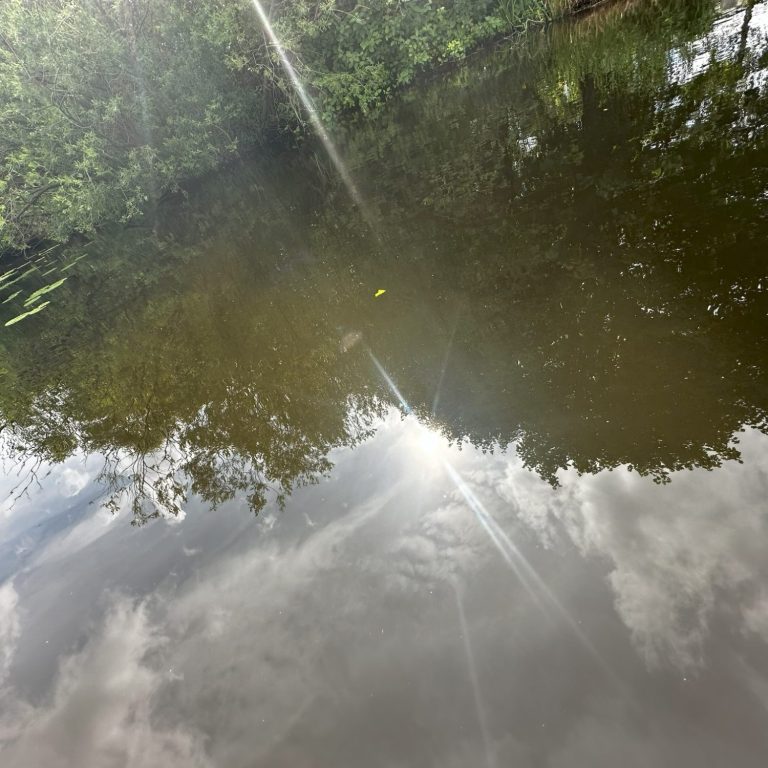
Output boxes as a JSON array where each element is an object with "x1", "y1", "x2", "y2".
[{"x1": 250, "y1": 1, "x2": 378, "y2": 233}]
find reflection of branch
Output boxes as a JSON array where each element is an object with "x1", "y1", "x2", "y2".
[
  {"x1": 738, "y1": 0, "x2": 755, "y2": 69},
  {"x1": 1, "y1": 449, "x2": 45, "y2": 512},
  {"x1": 96, "y1": 434, "x2": 187, "y2": 525}
]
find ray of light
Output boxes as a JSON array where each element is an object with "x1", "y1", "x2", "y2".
[
  {"x1": 444, "y1": 462, "x2": 546, "y2": 612},
  {"x1": 250, "y1": 1, "x2": 377, "y2": 232},
  {"x1": 367, "y1": 350, "x2": 621, "y2": 685},
  {"x1": 454, "y1": 582, "x2": 498, "y2": 768},
  {"x1": 443, "y1": 462, "x2": 617, "y2": 679},
  {"x1": 368, "y1": 349, "x2": 412, "y2": 414},
  {"x1": 431, "y1": 312, "x2": 460, "y2": 417}
]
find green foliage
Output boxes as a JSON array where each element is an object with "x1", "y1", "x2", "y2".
[
  {"x1": 0, "y1": 0, "x2": 575, "y2": 255},
  {"x1": 23, "y1": 277, "x2": 67, "y2": 307},
  {"x1": 1, "y1": 0, "x2": 766, "y2": 519},
  {"x1": 0, "y1": 0, "x2": 268, "y2": 253},
  {"x1": 4, "y1": 300, "x2": 50, "y2": 326},
  {"x1": 302, "y1": 0, "x2": 598, "y2": 121}
]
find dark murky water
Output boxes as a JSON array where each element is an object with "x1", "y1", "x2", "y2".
[{"x1": 1, "y1": 1, "x2": 768, "y2": 765}]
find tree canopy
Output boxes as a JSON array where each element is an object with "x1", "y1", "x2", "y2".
[{"x1": 0, "y1": 0, "x2": 576, "y2": 255}]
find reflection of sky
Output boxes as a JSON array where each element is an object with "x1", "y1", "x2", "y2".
[
  {"x1": 1, "y1": 413, "x2": 768, "y2": 766},
  {"x1": 667, "y1": 2, "x2": 768, "y2": 87},
  {"x1": 0, "y1": 452, "x2": 100, "y2": 583}
]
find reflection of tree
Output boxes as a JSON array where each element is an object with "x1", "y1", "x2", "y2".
[
  {"x1": 1, "y1": 229, "x2": 385, "y2": 522},
  {"x1": 2, "y1": 0, "x2": 768, "y2": 521},
  {"x1": 333, "y1": 0, "x2": 768, "y2": 483}
]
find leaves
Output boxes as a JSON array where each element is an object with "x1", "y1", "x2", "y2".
[
  {"x1": 0, "y1": 0, "x2": 261, "y2": 254},
  {"x1": 4, "y1": 300, "x2": 50, "y2": 326},
  {"x1": 0, "y1": 0, "x2": 571, "y2": 256},
  {"x1": 23, "y1": 277, "x2": 68, "y2": 307}
]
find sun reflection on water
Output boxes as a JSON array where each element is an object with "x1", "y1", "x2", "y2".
[{"x1": 368, "y1": 349, "x2": 623, "y2": 688}]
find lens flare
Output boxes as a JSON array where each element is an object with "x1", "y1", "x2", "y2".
[
  {"x1": 367, "y1": 350, "x2": 620, "y2": 685},
  {"x1": 368, "y1": 349, "x2": 411, "y2": 414},
  {"x1": 250, "y1": 1, "x2": 377, "y2": 232},
  {"x1": 454, "y1": 582, "x2": 497, "y2": 768}
]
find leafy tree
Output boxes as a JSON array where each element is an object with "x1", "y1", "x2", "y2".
[{"x1": 1, "y1": 0, "x2": 582, "y2": 254}]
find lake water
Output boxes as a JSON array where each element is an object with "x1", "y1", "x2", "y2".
[{"x1": 1, "y1": 1, "x2": 768, "y2": 766}]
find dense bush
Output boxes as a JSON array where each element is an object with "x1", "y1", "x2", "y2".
[{"x1": 0, "y1": 0, "x2": 575, "y2": 254}]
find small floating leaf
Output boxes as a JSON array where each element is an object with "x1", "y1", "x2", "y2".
[
  {"x1": 5, "y1": 301, "x2": 51, "y2": 326},
  {"x1": 374, "y1": 289, "x2": 386, "y2": 298},
  {"x1": 2, "y1": 290, "x2": 22, "y2": 304},
  {"x1": 23, "y1": 277, "x2": 67, "y2": 307}
]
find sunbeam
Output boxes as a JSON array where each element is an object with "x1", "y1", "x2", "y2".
[
  {"x1": 367, "y1": 349, "x2": 621, "y2": 686},
  {"x1": 454, "y1": 582, "x2": 497, "y2": 768},
  {"x1": 250, "y1": 1, "x2": 378, "y2": 232},
  {"x1": 442, "y1": 461, "x2": 620, "y2": 685},
  {"x1": 368, "y1": 349, "x2": 412, "y2": 414},
  {"x1": 431, "y1": 312, "x2": 460, "y2": 416},
  {"x1": 443, "y1": 462, "x2": 546, "y2": 612}
]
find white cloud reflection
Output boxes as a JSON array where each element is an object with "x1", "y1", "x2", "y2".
[
  {"x1": 496, "y1": 428, "x2": 768, "y2": 669},
  {"x1": 0, "y1": 581, "x2": 20, "y2": 686},
  {"x1": 1, "y1": 416, "x2": 768, "y2": 766},
  {"x1": 0, "y1": 596, "x2": 211, "y2": 768}
]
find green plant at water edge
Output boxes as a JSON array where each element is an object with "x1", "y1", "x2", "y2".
[
  {"x1": 0, "y1": 0, "x2": 267, "y2": 256},
  {"x1": 0, "y1": 0, "x2": 580, "y2": 257},
  {"x1": 498, "y1": 0, "x2": 558, "y2": 27}
]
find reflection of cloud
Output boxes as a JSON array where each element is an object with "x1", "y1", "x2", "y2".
[
  {"x1": 549, "y1": 709, "x2": 666, "y2": 768},
  {"x1": 379, "y1": 491, "x2": 490, "y2": 592},
  {"x1": 155, "y1": 493, "x2": 392, "y2": 765},
  {"x1": 0, "y1": 581, "x2": 20, "y2": 686},
  {"x1": 496, "y1": 429, "x2": 768, "y2": 670},
  {"x1": 55, "y1": 467, "x2": 90, "y2": 499},
  {"x1": 371, "y1": 421, "x2": 768, "y2": 671},
  {"x1": 0, "y1": 452, "x2": 98, "y2": 543},
  {"x1": 743, "y1": 593, "x2": 768, "y2": 641},
  {"x1": 0, "y1": 596, "x2": 211, "y2": 768},
  {"x1": 1, "y1": 417, "x2": 767, "y2": 765},
  {"x1": 30, "y1": 506, "x2": 118, "y2": 567},
  {"x1": 0, "y1": 478, "x2": 395, "y2": 767}
]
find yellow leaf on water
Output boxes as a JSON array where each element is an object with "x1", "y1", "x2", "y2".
[{"x1": 374, "y1": 289, "x2": 386, "y2": 298}]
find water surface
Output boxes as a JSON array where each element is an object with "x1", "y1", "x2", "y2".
[{"x1": 1, "y1": 1, "x2": 768, "y2": 766}]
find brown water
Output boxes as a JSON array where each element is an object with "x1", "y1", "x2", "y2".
[{"x1": 1, "y1": 1, "x2": 768, "y2": 766}]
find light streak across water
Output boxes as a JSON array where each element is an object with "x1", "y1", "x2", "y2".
[
  {"x1": 454, "y1": 582, "x2": 497, "y2": 768},
  {"x1": 366, "y1": 349, "x2": 620, "y2": 685},
  {"x1": 367, "y1": 349, "x2": 411, "y2": 414},
  {"x1": 250, "y1": 1, "x2": 378, "y2": 232}
]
